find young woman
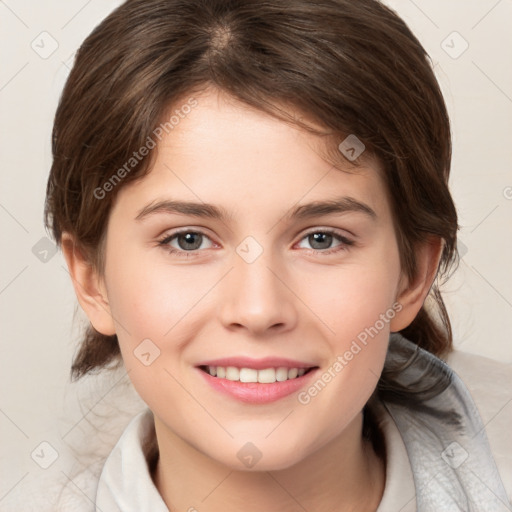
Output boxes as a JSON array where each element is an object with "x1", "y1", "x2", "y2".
[{"x1": 44, "y1": 0, "x2": 511, "y2": 510}]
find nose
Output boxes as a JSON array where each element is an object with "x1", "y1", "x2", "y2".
[{"x1": 218, "y1": 247, "x2": 298, "y2": 336}]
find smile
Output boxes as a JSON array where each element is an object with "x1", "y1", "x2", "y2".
[
  {"x1": 199, "y1": 365, "x2": 316, "y2": 383},
  {"x1": 196, "y1": 364, "x2": 319, "y2": 403}
]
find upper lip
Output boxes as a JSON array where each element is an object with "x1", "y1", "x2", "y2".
[{"x1": 196, "y1": 357, "x2": 318, "y2": 370}]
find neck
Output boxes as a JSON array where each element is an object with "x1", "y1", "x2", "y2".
[{"x1": 152, "y1": 412, "x2": 385, "y2": 512}]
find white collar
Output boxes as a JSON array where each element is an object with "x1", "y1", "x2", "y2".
[
  {"x1": 95, "y1": 407, "x2": 167, "y2": 512},
  {"x1": 374, "y1": 399, "x2": 416, "y2": 512},
  {"x1": 95, "y1": 403, "x2": 416, "y2": 511}
]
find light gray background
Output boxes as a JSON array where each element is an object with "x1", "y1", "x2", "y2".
[{"x1": 1, "y1": 0, "x2": 511, "y2": 508}]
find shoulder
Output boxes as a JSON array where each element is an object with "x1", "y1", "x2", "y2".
[{"x1": 445, "y1": 348, "x2": 512, "y2": 500}]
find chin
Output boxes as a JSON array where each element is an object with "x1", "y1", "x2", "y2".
[{"x1": 213, "y1": 441, "x2": 310, "y2": 472}]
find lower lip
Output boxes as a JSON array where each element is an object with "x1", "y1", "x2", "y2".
[{"x1": 196, "y1": 367, "x2": 318, "y2": 403}]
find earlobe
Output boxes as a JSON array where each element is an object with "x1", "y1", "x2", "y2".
[
  {"x1": 390, "y1": 237, "x2": 444, "y2": 332},
  {"x1": 61, "y1": 233, "x2": 116, "y2": 336}
]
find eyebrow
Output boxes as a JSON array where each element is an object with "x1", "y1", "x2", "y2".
[
  {"x1": 286, "y1": 196, "x2": 376, "y2": 221},
  {"x1": 135, "y1": 196, "x2": 376, "y2": 222}
]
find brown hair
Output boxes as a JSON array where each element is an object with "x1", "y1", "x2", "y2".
[{"x1": 45, "y1": 0, "x2": 458, "y2": 381}]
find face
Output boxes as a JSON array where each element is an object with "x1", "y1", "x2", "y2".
[{"x1": 99, "y1": 88, "x2": 404, "y2": 470}]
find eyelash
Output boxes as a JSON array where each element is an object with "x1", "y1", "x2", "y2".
[{"x1": 157, "y1": 228, "x2": 355, "y2": 258}]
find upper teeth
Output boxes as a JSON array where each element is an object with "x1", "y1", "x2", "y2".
[{"x1": 207, "y1": 366, "x2": 307, "y2": 383}]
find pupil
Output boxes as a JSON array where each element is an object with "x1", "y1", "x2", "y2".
[
  {"x1": 179, "y1": 233, "x2": 202, "y2": 250},
  {"x1": 310, "y1": 232, "x2": 332, "y2": 250}
]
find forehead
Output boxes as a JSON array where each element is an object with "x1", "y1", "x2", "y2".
[{"x1": 112, "y1": 88, "x2": 390, "y2": 222}]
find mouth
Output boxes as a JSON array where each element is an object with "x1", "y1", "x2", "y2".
[
  {"x1": 195, "y1": 356, "x2": 320, "y2": 403},
  {"x1": 198, "y1": 364, "x2": 318, "y2": 384}
]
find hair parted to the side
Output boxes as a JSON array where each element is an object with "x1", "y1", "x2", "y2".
[{"x1": 45, "y1": 0, "x2": 458, "y2": 382}]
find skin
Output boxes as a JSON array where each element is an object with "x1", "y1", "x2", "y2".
[{"x1": 63, "y1": 87, "x2": 442, "y2": 511}]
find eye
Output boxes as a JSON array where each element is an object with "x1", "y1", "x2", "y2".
[
  {"x1": 296, "y1": 229, "x2": 354, "y2": 255},
  {"x1": 157, "y1": 228, "x2": 354, "y2": 258},
  {"x1": 157, "y1": 230, "x2": 215, "y2": 257}
]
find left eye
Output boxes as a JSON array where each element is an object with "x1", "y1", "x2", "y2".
[{"x1": 296, "y1": 231, "x2": 353, "y2": 253}]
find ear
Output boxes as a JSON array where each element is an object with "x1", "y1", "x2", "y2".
[
  {"x1": 390, "y1": 236, "x2": 444, "y2": 332},
  {"x1": 61, "y1": 233, "x2": 116, "y2": 336}
]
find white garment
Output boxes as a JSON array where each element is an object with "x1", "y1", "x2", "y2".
[
  {"x1": 95, "y1": 408, "x2": 166, "y2": 512},
  {"x1": 95, "y1": 401, "x2": 418, "y2": 512},
  {"x1": 375, "y1": 400, "x2": 416, "y2": 512}
]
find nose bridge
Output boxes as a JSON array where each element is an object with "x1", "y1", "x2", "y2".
[{"x1": 219, "y1": 237, "x2": 297, "y2": 333}]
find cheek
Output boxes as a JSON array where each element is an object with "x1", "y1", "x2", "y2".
[
  {"x1": 104, "y1": 250, "x2": 211, "y2": 344},
  {"x1": 296, "y1": 265, "x2": 398, "y2": 444},
  {"x1": 311, "y1": 256, "x2": 401, "y2": 342},
  {"x1": 103, "y1": 254, "x2": 211, "y2": 405},
  {"x1": 304, "y1": 244, "x2": 401, "y2": 397},
  {"x1": 334, "y1": 270, "x2": 399, "y2": 334}
]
